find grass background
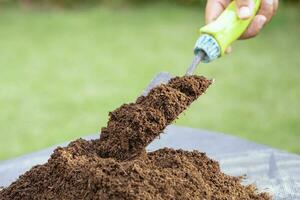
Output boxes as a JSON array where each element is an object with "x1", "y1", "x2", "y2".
[{"x1": 0, "y1": 3, "x2": 299, "y2": 160}]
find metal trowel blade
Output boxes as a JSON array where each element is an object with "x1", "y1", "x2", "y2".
[
  {"x1": 142, "y1": 72, "x2": 173, "y2": 96},
  {"x1": 142, "y1": 52, "x2": 204, "y2": 96}
]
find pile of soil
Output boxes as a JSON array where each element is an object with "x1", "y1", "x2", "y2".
[{"x1": 0, "y1": 75, "x2": 271, "y2": 200}]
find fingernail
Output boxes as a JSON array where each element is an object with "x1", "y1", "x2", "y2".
[
  {"x1": 238, "y1": 7, "x2": 251, "y2": 19},
  {"x1": 258, "y1": 15, "x2": 267, "y2": 29},
  {"x1": 266, "y1": 0, "x2": 273, "y2": 5}
]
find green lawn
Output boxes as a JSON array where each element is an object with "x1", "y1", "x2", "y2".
[{"x1": 0, "y1": 3, "x2": 299, "y2": 160}]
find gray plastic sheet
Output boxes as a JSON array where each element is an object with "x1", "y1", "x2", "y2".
[{"x1": 0, "y1": 125, "x2": 299, "y2": 199}]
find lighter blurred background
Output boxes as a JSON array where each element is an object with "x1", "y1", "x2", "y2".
[{"x1": 0, "y1": 0, "x2": 299, "y2": 160}]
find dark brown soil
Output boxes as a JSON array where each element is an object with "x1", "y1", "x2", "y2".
[
  {"x1": 98, "y1": 76, "x2": 212, "y2": 160},
  {"x1": 0, "y1": 75, "x2": 271, "y2": 200}
]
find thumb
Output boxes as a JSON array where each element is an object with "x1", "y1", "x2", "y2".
[
  {"x1": 235, "y1": 0, "x2": 255, "y2": 19},
  {"x1": 205, "y1": 0, "x2": 231, "y2": 24}
]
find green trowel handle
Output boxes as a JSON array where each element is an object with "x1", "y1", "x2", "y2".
[{"x1": 200, "y1": 0, "x2": 261, "y2": 56}]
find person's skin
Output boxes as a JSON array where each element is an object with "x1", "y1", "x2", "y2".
[{"x1": 205, "y1": 0, "x2": 279, "y2": 53}]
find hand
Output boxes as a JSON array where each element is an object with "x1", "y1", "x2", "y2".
[{"x1": 205, "y1": 0, "x2": 278, "y2": 53}]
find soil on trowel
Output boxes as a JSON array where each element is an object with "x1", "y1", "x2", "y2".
[
  {"x1": 0, "y1": 75, "x2": 271, "y2": 200},
  {"x1": 98, "y1": 76, "x2": 213, "y2": 160}
]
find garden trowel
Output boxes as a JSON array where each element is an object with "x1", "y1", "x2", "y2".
[{"x1": 143, "y1": 0, "x2": 261, "y2": 96}]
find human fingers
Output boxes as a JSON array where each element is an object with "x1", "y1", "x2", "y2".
[
  {"x1": 205, "y1": 0, "x2": 231, "y2": 23},
  {"x1": 240, "y1": 14, "x2": 267, "y2": 39}
]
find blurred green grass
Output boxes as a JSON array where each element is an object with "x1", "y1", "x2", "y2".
[{"x1": 0, "y1": 3, "x2": 299, "y2": 160}]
